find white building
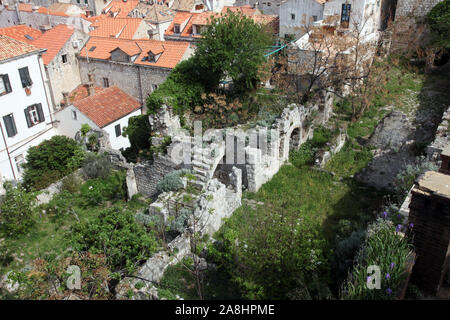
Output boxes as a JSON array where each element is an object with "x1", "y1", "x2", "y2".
[
  {"x1": 54, "y1": 85, "x2": 142, "y2": 150},
  {"x1": 0, "y1": 35, "x2": 55, "y2": 183},
  {"x1": 279, "y1": 0, "x2": 325, "y2": 39}
]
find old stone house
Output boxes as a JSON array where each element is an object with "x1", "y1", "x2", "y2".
[
  {"x1": 0, "y1": 3, "x2": 92, "y2": 33},
  {"x1": 128, "y1": 2, "x2": 176, "y2": 40},
  {"x1": 164, "y1": 5, "x2": 278, "y2": 41},
  {"x1": 54, "y1": 85, "x2": 142, "y2": 150},
  {"x1": 279, "y1": 0, "x2": 325, "y2": 39},
  {"x1": 31, "y1": 24, "x2": 89, "y2": 111},
  {"x1": 78, "y1": 36, "x2": 193, "y2": 108}
]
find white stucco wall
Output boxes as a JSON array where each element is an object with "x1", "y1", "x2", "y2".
[
  {"x1": 280, "y1": 0, "x2": 324, "y2": 39},
  {"x1": 0, "y1": 52, "x2": 55, "y2": 181},
  {"x1": 54, "y1": 105, "x2": 142, "y2": 150},
  {"x1": 102, "y1": 108, "x2": 142, "y2": 150}
]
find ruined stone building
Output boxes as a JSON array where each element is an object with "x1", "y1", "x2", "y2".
[{"x1": 78, "y1": 36, "x2": 193, "y2": 108}]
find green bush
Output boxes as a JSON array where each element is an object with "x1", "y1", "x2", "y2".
[
  {"x1": 81, "y1": 152, "x2": 112, "y2": 180},
  {"x1": 61, "y1": 173, "x2": 83, "y2": 193},
  {"x1": 122, "y1": 115, "x2": 152, "y2": 163},
  {"x1": 341, "y1": 218, "x2": 413, "y2": 300},
  {"x1": 69, "y1": 206, "x2": 158, "y2": 273},
  {"x1": 290, "y1": 141, "x2": 315, "y2": 167},
  {"x1": 79, "y1": 171, "x2": 127, "y2": 208},
  {"x1": 156, "y1": 169, "x2": 191, "y2": 194},
  {"x1": 22, "y1": 136, "x2": 85, "y2": 190},
  {"x1": 311, "y1": 126, "x2": 333, "y2": 148},
  {"x1": 0, "y1": 182, "x2": 36, "y2": 237},
  {"x1": 168, "y1": 208, "x2": 192, "y2": 234},
  {"x1": 426, "y1": 0, "x2": 450, "y2": 48}
]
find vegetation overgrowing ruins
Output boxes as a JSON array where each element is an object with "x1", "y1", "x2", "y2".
[{"x1": 1, "y1": 1, "x2": 450, "y2": 301}]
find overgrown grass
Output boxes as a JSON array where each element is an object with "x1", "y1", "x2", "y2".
[{"x1": 0, "y1": 171, "x2": 149, "y2": 276}]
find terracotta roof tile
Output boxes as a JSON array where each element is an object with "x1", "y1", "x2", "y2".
[
  {"x1": 191, "y1": 11, "x2": 219, "y2": 25},
  {"x1": 31, "y1": 24, "x2": 75, "y2": 65},
  {"x1": 73, "y1": 86, "x2": 141, "y2": 128},
  {"x1": 103, "y1": 0, "x2": 140, "y2": 18},
  {"x1": 165, "y1": 11, "x2": 198, "y2": 38},
  {"x1": 61, "y1": 84, "x2": 104, "y2": 105},
  {"x1": 0, "y1": 25, "x2": 42, "y2": 44},
  {"x1": 80, "y1": 37, "x2": 189, "y2": 69},
  {"x1": 89, "y1": 17, "x2": 144, "y2": 39},
  {"x1": 221, "y1": 5, "x2": 259, "y2": 16},
  {"x1": 0, "y1": 35, "x2": 41, "y2": 62}
]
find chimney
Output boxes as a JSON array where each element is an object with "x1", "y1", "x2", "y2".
[
  {"x1": 62, "y1": 91, "x2": 70, "y2": 106},
  {"x1": 87, "y1": 73, "x2": 95, "y2": 96}
]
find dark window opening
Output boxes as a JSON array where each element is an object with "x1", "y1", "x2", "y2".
[
  {"x1": 115, "y1": 124, "x2": 121, "y2": 137},
  {"x1": 291, "y1": 13, "x2": 295, "y2": 20},
  {"x1": 0, "y1": 74, "x2": 12, "y2": 95},
  {"x1": 3, "y1": 114, "x2": 17, "y2": 137},
  {"x1": 18, "y1": 67, "x2": 32, "y2": 88},
  {"x1": 103, "y1": 77, "x2": 109, "y2": 88},
  {"x1": 341, "y1": 3, "x2": 351, "y2": 28},
  {"x1": 62, "y1": 54, "x2": 68, "y2": 63}
]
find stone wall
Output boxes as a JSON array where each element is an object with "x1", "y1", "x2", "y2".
[
  {"x1": 395, "y1": 0, "x2": 443, "y2": 19},
  {"x1": 133, "y1": 155, "x2": 183, "y2": 198},
  {"x1": 116, "y1": 167, "x2": 242, "y2": 300},
  {"x1": 408, "y1": 170, "x2": 450, "y2": 294}
]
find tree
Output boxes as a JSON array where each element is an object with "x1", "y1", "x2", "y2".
[
  {"x1": 22, "y1": 135, "x2": 85, "y2": 190},
  {"x1": 0, "y1": 182, "x2": 36, "y2": 237},
  {"x1": 69, "y1": 206, "x2": 158, "y2": 276},
  {"x1": 195, "y1": 10, "x2": 272, "y2": 92},
  {"x1": 426, "y1": 0, "x2": 450, "y2": 48},
  {"x1": 121, "y1": 114, "x2": 152, "y2": 163}
]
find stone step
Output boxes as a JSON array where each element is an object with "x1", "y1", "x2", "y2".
[
  {"x1": 192, "y1": 160, "x2": 210, "y2": 170},
  {"x1": 194, "y1": 173, "x2": 207, "y2": 182},
  {"x1": 188, "y1": 180, "x2": 205, "y2": 190},
  {"x1": 193, "y1": 167, "x2": 209, "y2": 178}
]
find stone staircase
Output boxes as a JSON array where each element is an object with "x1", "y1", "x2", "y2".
[{"x1": 189, "y1": 142, "x2": 225, "y2": 191}]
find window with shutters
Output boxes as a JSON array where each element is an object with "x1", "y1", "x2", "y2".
[
  {"x1": 72, "y1": 110, "x2": 77, "y2": 120},
  {"x1": 103, "y1": 77, "x2": 109, "y2": 88},
  {"x1": 174, "y1": 24, "x2": 181, "y2": 34},
  {"x1": 115, "y1": 124, "x2": 121, "y2": 137},
  {"x1": 0, "y1": 74, "x2": 12, "y2": 95},
  {"x1": 3, "y1": 113, "x2": 17, "y2": 137},
  {"x1": 24, "y1": 103, "x2": 45, "y2": 127},
  {"x1": 18, "y1": 67, "x2": 32, "y2": 88}
]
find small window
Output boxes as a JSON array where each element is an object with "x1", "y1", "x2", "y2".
[
  {"x1": 84, "y1": 0, "x2": 88, "y2": 4},
  {"x1": 18, "y1": 67, "x2": 32, "y2": 88},
  {"x1": 152, "y1": 84, "x2": 158, "y2": 91},
  {"x1": 76, "y1": 0, "x2": 80, "y2": 3},
  {"x1": 291, "y1": 13, "x2": 295, "y2": 20},
  {"x1": 341, "y1": 3, "x2": 351, "y2": 28},
  {"x1": 312, "y1": 15, "x2": 318, "y2": 22},
  {"x1": 15, "y1": 154, "x2": 25, "y2": 174},
  {"x1": 62, "y1": 54, "x2": 68, "y2": 63},
  {"x1": 3, "y1": 114, "x2": 17, "y2": 137},
  {"x1": 0, "y1": 74, "x2": 12, "y2": 95},
  {"x1": 115, "y1": 124, "x2": 121, "y2": 137},
  {"x1": 72, "y1": 110, "x2": 77, "y2": 120},
  {"x1": 24, "y1": 103, "x2": 45, "y2": 127},
  {"x1": 103, "y1": 77, "x2": 109, "y2": 88},
  {"x1": 174, "y1": 24, "x2": 180, "y2": 34}
]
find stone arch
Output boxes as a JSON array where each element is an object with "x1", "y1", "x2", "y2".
[{"x1": 289, "y1": 127, "x2": 302, "y2": 152}]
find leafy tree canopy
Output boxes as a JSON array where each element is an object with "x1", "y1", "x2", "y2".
[{"x1": 426, "y1": 0, "x2": 450, "y2": 47}]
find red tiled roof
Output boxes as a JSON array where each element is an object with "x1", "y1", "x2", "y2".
[
  {"x1": 89, "y1": 17, "x2": 144, "y2": 39},
  {"x1": 165, "y1": 12, "x2": 199, "y2": 38},
  {"x1": 191, "y1": 11, "x2": 220, "y2": 26},
  {"x1": 0, "y1": 25, "x2": 42, "y2": 44},
  {"x1": 0, "y1": 35, "x2": 41, "y2": 62},
  {"x1": 31, "y1": 24, "x2": 75, "y2": 65},
  {"x1": 103, "y1": 0, "x2": 140, "y2": 18},
  {"x1": 80, "y1": 37, "x2": 190, "y2": 69},
  {"x1": 221, "y1": 5, "x2": 259, "y2": 16},
  {"x1": 61, "y1": 84, "x2": 104, "y2": 105},
  {"x1": 73, "y1": 86, "x2": 141, "y2": 128},
  {"x1": 18, "y1": 3, "x2": 90, "y2": 18}
]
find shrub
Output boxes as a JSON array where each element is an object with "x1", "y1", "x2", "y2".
[
  {"x1": 122, "y1": 115, "x2": 152, "y2": 162},
  {"x1": 80, "y1": 123, "x2": 91, "y2": 137},
  {"x1": 81, "y1": 152, "x2": 112, "y2": 180},
  {"x1": 156, "y1": 169, "x2": 191, "y2": 194},
  {"x1": 0, "y1": 182, "x2": 36, "y2": 237},
  {"x1": 79, "y1": 171, "x2": 127, "y2": 208},
  {"x1": 426, "y1": 0, "x2": 450, "y2": 48},
  {"x1": 290, "y1": 141, "x2": 315, "y2": 167},
  {"x1": 311, "y1": 126, "x2": 333, "y2": 148},
  {"x1": 69, "y1": 206, "x2": 158, "y2": 273},
  {"x1": 168, "y1": 208, "x2": 192, "y2": 234},
  {"x1": 61, "y1": 173, "x2": 83, "y2": 193},
  {"x1": 341, "y1": 218, "x2": 414, "y2": 300},
  {"x1": 394, "y1": 158, "x2": 439, "y2": 199},
  {"x1": 22, "y1": 136, "x2": 86, "y2": 190}
]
